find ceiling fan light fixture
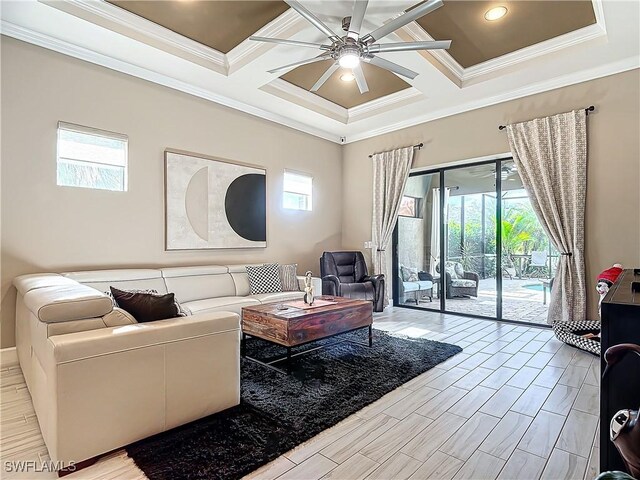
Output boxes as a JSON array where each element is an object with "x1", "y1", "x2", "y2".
[
  {"x1": 340, "y1": 72, "x2": 355, "y2": 82},
  {"x1": 338, "y1": 45, "x2": 361, "y2": 68},
  {"x1": 484, "y1": 6, "x2": 508, "y2": 21}
]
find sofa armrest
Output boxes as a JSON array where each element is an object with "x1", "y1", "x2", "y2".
[
  {"x1": 48, "y1": 311, "x2": 239, "y2": 364},
  {"x1": 321, "y1": 275, "x2": 340, "y2": 296}
]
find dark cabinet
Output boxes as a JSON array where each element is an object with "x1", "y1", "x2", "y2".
[{"x1": 600, "y1": 269, "x2": 640, "y2": 474}]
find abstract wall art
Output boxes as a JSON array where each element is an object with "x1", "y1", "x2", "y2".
[{"x1": 165, "y1": 150, "x2": 266, "y2": 250}]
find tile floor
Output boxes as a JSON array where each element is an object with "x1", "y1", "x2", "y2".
[{"x1": 0, "y1": 308, "x2": 600, "y2": 480}]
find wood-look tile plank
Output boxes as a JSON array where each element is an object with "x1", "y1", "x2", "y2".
[
  {"x1": 548, "y1": 345, "x2": 577, "y2": 368},
  {"x1": 321, "y1": 453, "x2": 378, "y2": 480},
  {"x1": 448, "y1": 386, "x2": 496, "y2": 418},
  {"x1": 360, "y1": 413, "x2": 432, "y2": 463},
  {"x1": 506, "y1": 366, "x2": 541, "y2": 389},
  {"x1": 532, "y1": 365, "x2": 566, "y2": 389},
  {"x1": 457, "y1": 353, "x2": 493, "y2": 370},
  {"x1": 481, "y1": 352, "x2": 513, "y2": 370},
  {"x1": 453, "y1": 367, "x2": 494, "y2": 390},
  {"x1": 558, "y1": 365, "x2": 589, "y2": 389},
  {"x1": 583, "y1": 358, "x2": 600, "y2": 387},
  {"x1": 382, "y1": 387, "x2": 440, "y2": 420},
  {"x1": 364, "y1": 452, "x2": 421, "y2": 480},
  {"x1": 573, "y1": 384, "x2": 599, "y2": 416},
  {"x1": 415, "y1": 387, "x2": 468, "y2": 419},
  {"x1": 278, "y1": 454, "x2": 337, "y2": 480},
  {"x1": 556, "y1": 409, "x2": 599, "y2": 458},
  {"x1": 497, "y1": 449, "x2": 546, "y2": 480},
  {"x1": 401, "y1": 413, "x2": 467, "y2": 461},
  {"x1": 540, "y1": 449, "x2": 587, "y2": 480},
  {"x1": 525, "y1": 351, "x2": 555, "y2": 369},
  {"x1": 478, "y1": 411, "x2": 533, "y2": 460},
  {"x1": 541, "y1": 384, "x2": 580, "y2": 416},
  {"x1": 408, "y1": 451, "x2": 463, "y2": 480},
  {"x1": 479, "y1": 385, "x2": 523, "y2": 418},
  {"x1": 510, "y1": 384, "x2": 551, "y2": 417},
  {"x1": 518, "y1": 410, "x2": 566, "y2": 458},
  {"x1": 440, "y1": 412, "x2": 500, "y2": 461},
  {"x1": 452, "y1": 451, "x2": 505, "y2": 480},
  {"x1": 320, "y1": 415, "x2": 398, "y2": 464},
  {"x1": 425, "y1": 368, "x2": 470, "y2": 390},
  {"x1": 500, "y1": 340, "x2": 528, "y2": 355},
  {"x1": 502, "y1": 351, "x2": 534, "y2": 370},
  {"x1": 480, "y1": 367, "x2": 518, "y2": 390}
]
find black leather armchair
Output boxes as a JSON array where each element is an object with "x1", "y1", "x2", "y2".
[{"x1": 320, "y1": 251, "x2": 385, "y2": 312}]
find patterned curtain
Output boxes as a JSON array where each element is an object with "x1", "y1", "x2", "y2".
[
  {"x1": 506, "y1": 110, "x2": 587, "y2": 324},
  {"x1": 372, "y1": 146, "x2": 414, "y2": 306}
]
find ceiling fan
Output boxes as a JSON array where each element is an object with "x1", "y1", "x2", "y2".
[{"x1": 249, "y1": 0, "x2": 452, "y2": 94}]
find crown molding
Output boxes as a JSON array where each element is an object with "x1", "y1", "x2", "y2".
[
  {"x1": 226, "y1": 9, "x2": 305, "y2": 74},
  {"x1": 1, "y1": 20, "x2": 340, "y2": 143},
  {"x1": 346, "y1": 56, "x2": 640, "y2": 144},
  {"x1": 41, "y1": 0, "x2": 228, "y2": 75},
  {"x1": 261, "y1": 79, "x2": 348, "y2": 123},
  {"x1": 347, "y1": 88, "x2": 425, "y2": 123},
  {"x1": 400, "y1": 0, "x2": 607, "y2": 85}
]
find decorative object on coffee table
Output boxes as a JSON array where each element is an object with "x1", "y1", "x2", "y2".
[
  {"x1": 164, "y1": 149, "x2": 266, "y2": 250},
  {"x1": 241, "y1": 296, "x2": 373, "y2": 373},
  {"x1": 303, "y1": 270, "x2": 315, "y2": 305}
]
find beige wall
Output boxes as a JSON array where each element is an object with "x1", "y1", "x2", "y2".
[
  {"x1": 0, "y1": 37, "x2": 343, "y2": 348},
  {"x1": 342, "y1": 69, "x2": 640, "y2": 321}
]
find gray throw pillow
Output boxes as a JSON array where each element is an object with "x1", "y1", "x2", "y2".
[{"x1": 279, "y1": 264, "x2": 300, "y2": 292}]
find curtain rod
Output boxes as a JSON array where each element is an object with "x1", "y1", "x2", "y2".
[
  {"x1": 498, "y1": 105, "x2": 595, "y2": 131},
  {"x1": 369, "y1": 143, "x2": 423, "y2": 158}
]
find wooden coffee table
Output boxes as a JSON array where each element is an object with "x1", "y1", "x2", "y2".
[{"x1": 241, "y1": 296, "x2": 373, "y2": 373}]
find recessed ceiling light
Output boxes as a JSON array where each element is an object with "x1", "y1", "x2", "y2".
[
  {"x1": 484, "y1": 6, "x2": 508, "y2": 21},
  {"x1": 340, "y1": 72, "x2": 355, "y2": 82}
]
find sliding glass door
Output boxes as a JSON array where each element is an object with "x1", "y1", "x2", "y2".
[{"x1": 393, "y1": 158, "x2": 554, "y2": 326}]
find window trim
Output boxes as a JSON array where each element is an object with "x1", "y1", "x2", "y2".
[
  {"x1": 56, "y1": 121, "x2": 129, "y2": 192},
  {"x1": 283, "y1": 169, "x2": 313, "y2": 211}
]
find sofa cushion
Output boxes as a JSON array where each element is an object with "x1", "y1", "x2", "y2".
[
  {"x1": 23, "y1": 284, "x2": 113, "y2": 323},
  {"x1": 64, "y1": 269, "x2": 168, "y2": 295},
  {"x1": 182, "y1": 297, "x2": 260, "y2": 316},
  {"x1": 249, "y1": 291, "x2": 304, "y2": 304},
  {"x1": 451, "y1": 279, "x2": 476, "y2": 288},
  {"x1": 246, "y1": 264, "x2": 282, "y2": 294},
  {"x1": 340, "y1": 282, "x2": 375, "y2": 301},
  {"x1": 110, "y1": 287, "x2": 181, "y2": 323},
  {"x1": 162, "y1": 267, "x2": 236, "y2": 302},
  {"x1": 400, "y1": 266, "x2": 419, "y2": 282}
]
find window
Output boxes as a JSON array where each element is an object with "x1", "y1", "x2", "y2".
[
  {"x1": 57, "y1": 122, "x2": 128, "y2": 191},
  {"x1": 283, "y1": 171, "x2": 312, "y2": 211},
  {"x1": 398, "y1": 196, "x2": 422, "y2": 218}
]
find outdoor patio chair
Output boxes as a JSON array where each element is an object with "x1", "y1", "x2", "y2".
[{"x1": 436, "y1": 261, "x2": 479, "y2": 298}]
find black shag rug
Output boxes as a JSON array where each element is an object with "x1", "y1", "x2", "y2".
[{"x1": 126, "y1": 328, "x2": 462, "y2": 480}]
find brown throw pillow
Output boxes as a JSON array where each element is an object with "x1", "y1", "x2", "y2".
[{"x1": 110, "y1": 287, "x2": 180, "y2": 323}]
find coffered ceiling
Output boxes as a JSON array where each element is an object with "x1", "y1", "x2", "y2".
[
  {"x1": 281, "y1": 61, "x2": 410, "y2": 109},
  {"x1": 416, "y1": 1, "x2": 597, "y2": 68},
  {"x1": 107, "y1": 1, "x2": 289, "y2": 54},
  {"x1": 2, "y1": 0, "x2": 638, "y2": 143}
]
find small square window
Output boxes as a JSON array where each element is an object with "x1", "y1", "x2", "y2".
[
  {"x1": 283, "y1": 171, "x2": 312, "y2": 211},
  {"x1": 57, "y1": 122, "x2": 128, "y2": 191}
]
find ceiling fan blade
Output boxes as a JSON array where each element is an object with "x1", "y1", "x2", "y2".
[
  {"x1": 311, "y1": 62, "x2": 340, "y2": 92},
  {"x1": 268, "y1": 54, "x2": 331, "y2": 74},
  {"x1": 347, "y1": 0, "x2": 369, "y2": 40},
  {"x1": 352, "y1": 64, "x2": 369, "y2": 94},
  {"x1": 369, "y1": 40, "x2": 451, "y2": 53},
  {"x1": 361, "y1": 0, "x2": 443, "y2": 44},
  {"x1": 364, "y1": 55, "x2": 418, "y2": 79},
  {"x1": 249, "y1": 36, "x2": 331, "y2": 50},
  {"x1": 285, "y1": 0, "x2": 341, "y2": 42}
]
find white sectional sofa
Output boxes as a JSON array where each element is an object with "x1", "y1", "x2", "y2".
[{"x1": 13, "y1": 264, "x2": 320, "y2": 469}]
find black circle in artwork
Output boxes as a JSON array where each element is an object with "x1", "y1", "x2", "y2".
[{"x1": 225, "y1": 174, "x2": 266, "y2": 242}]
